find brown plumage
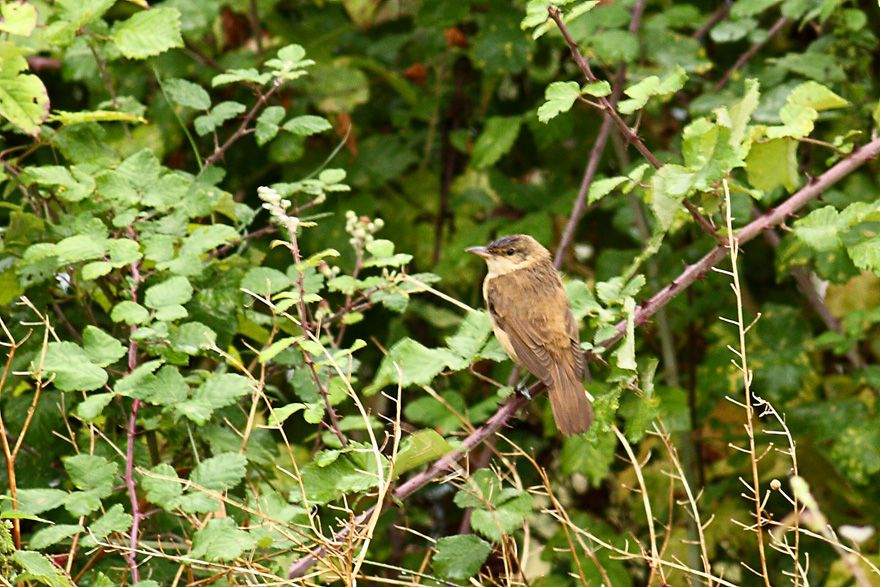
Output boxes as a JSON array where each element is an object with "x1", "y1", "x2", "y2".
[{"x1": 467, "y1": 234, "x2": 593, "y2": 435}]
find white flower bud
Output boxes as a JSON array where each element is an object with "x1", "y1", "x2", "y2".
[{"x1": 257, "y1": 186, "x2": 281, "y2": 203}]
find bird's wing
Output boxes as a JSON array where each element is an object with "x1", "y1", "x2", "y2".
[{"x1": 487, "y1": 272, "x2": 577, "y2": 384}]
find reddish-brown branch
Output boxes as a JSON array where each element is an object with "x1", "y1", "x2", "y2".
[
  {"x1": 203, "y1": 78, "x2": 283, "y2": 169},
  {"x1": 554, "y1": 0, "x2": 647, "y2": 267},
  {"x1": 715, "y1": 16, "x2": 789, "y2": 90},
  {"x1": 124, "y1": 230, "x2": 145, "y2": 583},
  {"x1": 288, "y1": 135, "x2": 880, "y2": 580},
  {"x1": 692, "y1": 3, "x2": 731, "y2": 41},
  {"x1": 547, "y1": 5, "x2": 719, "y2": 240}
]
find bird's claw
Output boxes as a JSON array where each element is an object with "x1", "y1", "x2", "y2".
[{"x1": 516, "y1": 381, "x2": 532, "y2": 400}]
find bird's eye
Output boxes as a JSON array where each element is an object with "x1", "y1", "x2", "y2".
[{"x1": 505, "y1": 249, "x2": 515, "y2": 256}]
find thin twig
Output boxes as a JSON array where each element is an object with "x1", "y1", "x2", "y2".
[
  {"x1": 547, "y1": 5, "x2": 719, "y2": 240},
  {"x1": 554, "y1": 0, "x2": 647, "y2": 267},
  {"x1": 715, "y1": 16, "x2": 789, "y2": 90}
]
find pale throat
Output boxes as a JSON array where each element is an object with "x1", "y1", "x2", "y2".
[{"x1": 484, "y1": 255, "x2": 539, "y2": 278}]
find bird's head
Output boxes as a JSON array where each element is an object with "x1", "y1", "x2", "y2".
[{"x1": 466, "y1": 234, "x2": 551, "y2": 275}]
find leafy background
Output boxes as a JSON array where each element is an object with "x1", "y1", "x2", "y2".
[{"x1": 1, "y1": 0, "x2": 880, "y2": 585}]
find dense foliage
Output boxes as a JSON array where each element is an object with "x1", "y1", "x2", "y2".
[{"x1": 1, "y1": 0, "x2": 880, "y2": 585}]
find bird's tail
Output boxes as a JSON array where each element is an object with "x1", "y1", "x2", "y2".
[{"x1": 548, "y1": 365, "x2": 593, "y2": 436}]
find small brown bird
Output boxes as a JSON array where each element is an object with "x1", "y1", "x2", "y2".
[{"x1": 467, "y1": 234, "x2": 593, "y2": 435}]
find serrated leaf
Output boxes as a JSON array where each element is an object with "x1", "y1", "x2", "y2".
[
  {"x1": 194, "y1": 101, "x2": 246, "y2": 136},
  {"x1": 537, "y1": 81, "x2": 580, "y2": 123},
  {"x1": 766, "y1": 81, "x2": 849, "y2": 139},
  {"x1": 190, "y1": 518, "x2": 256, "y2": 562},
  {"x1": 255, "y1": 105, "x2": 284, "y2": 145},
  {"x1": 81, "y1": 504, "x2": 132, "y2": 547},
  {"x1": 366, "y1": 338, "x2": 462, "y2": 395},
  {"x1": 142, "y1": 463, "x2": 183, "y2": 511},
  {"x1": 112, "y1": 8, "x2": 183, "y2": 60},
  {"x1": 43, "y1": 342, "x2": 108, "y2": 392},
  {"x1": 393, "y1": 429, "x2": 453, "y2": 477},
  {"x1": 453, "y1": 469, "x2": 533, "y2": 542},
  {"x1": 76, "y1": 393, "x2": 114, "y2": 421},
  {"x1": 190, "y1": 452, "x2": 247, "y2": 491},
  {"x1": 111, "y1": 301, "x2": 150, "y2": 325},
  {"x1": 29, "y1": 524, "x2": 84, "y2": 549},
  {"x1": 0, "y1": 42, "x2": 50, "y2": 135},
  {"x1": 746, "y1": 137, "x2": 799, "y2": 194},
  {"x1": 64, "y1": 454, "x2": 116, "y2": 493},
  {"x1": 164, "y1": 78, "x2": 210, "y2": 110},
  {"x1": 48, "y1": 110, "x2": 147, "y2": 126},
  {"x1": 241, "y1": 267, "x2": 290, "y2": 295},
  {"x1": 13, "y1": 550, "x2": 74, "y2": 587},
  {"x1": 144, "y1": 275, "x2": 193, "y2": 309},
  {"x1": 588, "y1": 176, "x2": 628, "y2": 204},
  {"x1": 82, "y1": 326, "x2": 126, "y2": 367},
  {"x1": 618, "y1": 67, "x2": 687, "y2": 115},
  {"x1": 794, "y1": 206, "x2": 842, "y2": 251},
  {"x1": 176, "y1": 373, "x2": 252, "y2": 424},
  {"x1": 471, "y1": 116, "x2": 522, "y2": 169},
  {"x1": 0, "y1": 2, "x2": 37, "y2": 36},
  {"x1": 15, "y1": 489, "x2": 68, "y2": 515},
  {"x1": 433, "y1": 534, "x2": 492, "y2": 582},
  {"x1": 282, "y1": 114, "x2": 332, "y2": 136}
]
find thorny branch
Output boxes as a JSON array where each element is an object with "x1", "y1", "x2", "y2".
[{"x1": 288, "y1": 135, "x2": 880, "y2": 579}]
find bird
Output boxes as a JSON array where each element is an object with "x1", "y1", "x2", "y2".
[{"x1": 467, "y1": 234, "x2": 593, "y2": 436}]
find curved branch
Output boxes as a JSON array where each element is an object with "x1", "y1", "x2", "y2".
[{"x1": 288, "y1": 136, "x2": 880, "y2": 579}]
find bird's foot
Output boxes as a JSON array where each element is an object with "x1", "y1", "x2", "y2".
[{"x1": 516, "y1": 381, "x2": 532, "y2": 400}]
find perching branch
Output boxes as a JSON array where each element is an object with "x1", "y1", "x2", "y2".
[{"x1": 287, "y1": 135, "x2": 880, "y2": 580}]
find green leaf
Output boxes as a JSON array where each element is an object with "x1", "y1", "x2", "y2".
[
  {"x1": 267, "y1": 402, "x2": 308, "y2": 426},
  {"x1": 366, "y1": 338, "x2": 462, "y2": 395},
  {"x1": 111, "y1": 301, "x2": 150, "y2": 325},
  {"x1": 176, "y1": 373, "x2": 252, "y2": 424},
  {"x1": 731, "y1": 0, "x2": 783, "y2": 17},
  {"x1": 537, "y1": 81, "x2": 580, "y2": 123},
  {"x1": 766, "y1": 81, "x2": 849, "y2": 139},
  {"x1": 43, "y1": 342, "x2": 108, "y2": 392},
  {"x1": 393, "y1": 429, "x2": 452, "y2": 477},
  {"x1": 614, "y1": 297, "x2": 637, "y2": 371},
  {"x1": 794, "y1": 206, "x2": 843, "y2": 251},
  {"x1": 29, "y1": 524, "x2": 83, "y2": 549},
  {"x1": 241, "y1": 267, "x2": 290, "y2": 295},
  {"x1": 255, "y1": 106, "x2": 284, "y2": 146},
  {"x1": 194, "y1": 101, "x2": 246, "y2": 136},
  {"x1": 710, "y1": 18, "x2": 758, "y2": 43},
  {"x1": 76, "y1": 393, "x2": 114, "y2": 421},
  {"x1": 745, "y1": 137, "x2": 799, "y2": 194},
  {"x1": 471, "y1": 116, "x2": 522, "y2": 169},
  {"x1": 445, "y1": 311, "x2": 493, "y2": 368},
  {"x1": 0, "y1": 2, "x2": 37, "y2": 36},
  {"x1": 561, "y1": 430, "x2": 616, "y2": 485},
  {"x1": 81, "y1": 504, "x2": 132, "y2": 548},
  {"x1": 64, "y1": 455, "x2": 116, "y2": 494},
  {"x1": 15, "y1": 489, "x2": 68, "y2": 515},
  {"x1": 618, "y1": 67, "x2": 687, "y2": 115},
  {"x1": 282, "y1": 114, "x2": 332, "y2": 136},
  {"x1": 144, "y1": 275, "x2": 193, "y2": 309},
  {"x1": 164, "y1": 78, "x2": 211, "y2": 110},
  {"x1": 141, "y1": 463, "x2": 183, "y2": 511},
  {"x1": 12, "y1": 550, "x2": 74, "y2": 587},
  {"x1": 650, "y1": 164, "x2": 693, "y2": 230},
  {"x1": 433, "y1": 534, "x2": 492, "y2": 582},
  {"x1": 21, "y1": 165, "x2": 95, "y2": 202},
  {"x1": 582, "y1": 80, "x2": 612, "y2": 97},
  {"x1": 265, "y1": 44, "x2": 315, "y2": 80},
  {"x1": 190, "y1": 518, "x2": 256, "y2": 562},
  {"x1": 453, "y1": 469, "x2": 533, "y2": 542},
  {"x1": 82, "y1": 326, "x2": 126, "y2": 368},
  {"x1": 112, "y1": 7, "x2": 183, "y2": 59},
  {"x1": 588, "y1": 176, "x2": 628, "y2": 204},
  {"x1": 0, "y1": 42, "x2": 50, "y2": 135},
  {"x1": 190, "y1": 452, "x2": 247, "y2": 491},
  {"x1": 211, "y1": 68, "x2": 272, "y2": 87},
  {"x1": 171, "y1": 322, "x2": 217, "y2": 355}
]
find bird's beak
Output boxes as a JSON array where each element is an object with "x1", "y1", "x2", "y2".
[{"x1": 466, "y1": 246, "x2": 490, "y2": 259}]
